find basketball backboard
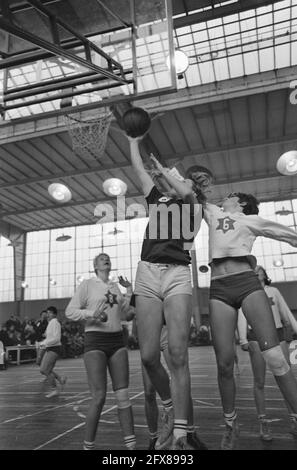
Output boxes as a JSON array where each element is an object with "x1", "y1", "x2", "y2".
[{"x1": 0, "y1": 0, "x2": 176, "y2": 119}]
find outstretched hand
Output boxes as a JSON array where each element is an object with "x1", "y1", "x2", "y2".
[
  {"x1": 150, "y1": 155, "x2": 165, "y2": 173},
  {"x1": 118, "y1": 276, "x2": 132, "y2": 289}
]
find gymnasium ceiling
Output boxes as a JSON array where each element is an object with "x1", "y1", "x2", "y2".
[{"x1": 0, "y1": 0, "x2": 297, "y2": 233}]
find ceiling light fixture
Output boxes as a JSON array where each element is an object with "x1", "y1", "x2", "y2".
[
  {"x1": 48, "y1": 183, "x2": 72, "y2": 203},
  {"x1": 276, "y1": 151, "x2": 297, "y2": 175},
  {"x1": 166, "y1": 49, "x2": 189, "y2": 79},
  {"x1": 275, "y1": 206, "x2": 293, "y2": 216},
  {"x1": 103, "y1": 178, "x2": 127, "y2": 197},
  {"x1": 56, "y1": 234, "x2": 72, "y2": 242}
]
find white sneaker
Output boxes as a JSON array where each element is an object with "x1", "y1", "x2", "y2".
[
  {"x1": 45, "y1": 389, "x2": 59, "y2": 398},
  {"x1": 221, "y1": 419, "x2": 240, "y2": 450},
  {"x1": 155, "y1": 408, "x2": 174, "y2": 450},
  {"x1": 60, "y1": 376, "x2": 67, "y2": 389},
  {"x1": 259, "y1": 419, "x2": 273, "y2": 441}
]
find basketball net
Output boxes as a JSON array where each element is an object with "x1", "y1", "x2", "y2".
[{"x1": 64, "y1": 108, "x2": 113, "y2": 160}]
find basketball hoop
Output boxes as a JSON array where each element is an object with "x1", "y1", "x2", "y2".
[{"x1": 64, "y1": 108, "x2": 113, "y2": 160}]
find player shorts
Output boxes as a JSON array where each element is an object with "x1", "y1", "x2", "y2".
[
  {"x1": 134, "y1": 261, "x2": 192, "y2": 301},
  {"x1": 84, "y1": 331, "x2": 125, "y2": 359},
  {"x1": 209, "y1": 270, "x2": 263, "y2": 310}
]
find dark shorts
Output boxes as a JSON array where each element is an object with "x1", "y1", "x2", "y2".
[
  {"x1": 248, "y1": 327, "x2": 284, "y2": 343},
  {"x1": 84, "y1": 331, "x2": 125, "y2": 359},
  {"x1": 210, "y1": 271, "x2": 263, "y2": 310},
  {"x1": 46, "y1": 346, "x2": 61, "y2": 355}
]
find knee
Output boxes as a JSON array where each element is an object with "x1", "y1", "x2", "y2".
[
  {"x1": 92, "y1": 391, "x2": 106, "y2": 409},
  {"x1": 168, "y1": 346, "x2": 187, "y2": 369},
  {"x1": 217, "y1": 360, "x2": 234, "y2": 379},
  {"x1": 115, "y1": 388, "x2": 131, "y2": 410},
  {"x1": 141, "y1": 353, "x2": 160, "y2": 371},
  {"x1": 40, "y1": 367, "x2": 48, "y2": 376},
  {"x1": 262, "y1": 345, "x2": 290, "y2": 377},
  {"x1": 253, "y1": 378, "x2": 265, "y2": 390}
]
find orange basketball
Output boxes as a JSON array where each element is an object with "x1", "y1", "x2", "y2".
[{"x1": 122, "y1": 107, "x2": 151, "y2": 138}]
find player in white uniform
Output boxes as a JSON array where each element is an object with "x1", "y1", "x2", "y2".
[
  {"x1": 66, "y1": 253, "x2": 136, "y2": 450},
  {"x1": 39, "y1": 306, "x2": 66, "y2": 398},
  {"x1": 199, "y1": 188, "x2": 297, "y2": 450},
  {"x1": 238, "y1": 265, "x2": 297, "y2": 440}
]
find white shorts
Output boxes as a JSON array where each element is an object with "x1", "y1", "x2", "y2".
[{"x1": 134, "y1": 261, "x2": 192, "y2": 301}]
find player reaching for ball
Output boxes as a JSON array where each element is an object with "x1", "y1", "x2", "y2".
[
  {"x1": 65, "y1": 253, "x2": 136, "y2": 450},
  {"x1": 126, "y1": 125, "x2": 206, "y2": 450}
]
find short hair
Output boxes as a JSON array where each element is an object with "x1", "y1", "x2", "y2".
[
  {"x1": 228, "y1": 192, "x2": 259, "y2": 215},
  {"x1": 46, "y1": 306, "x2": 57, "y2": 315},
  {"x1": 186, "y1": 165, "x2": 213, "y2": 181},
  {"x1": 93, "y1": 253, "x2": 110, "y2": 270},
  {"x1": 255, "y1": 265, "x2": 271, "y2": 285}
]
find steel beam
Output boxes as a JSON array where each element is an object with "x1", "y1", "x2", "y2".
[
  {"x1": 3, "y1": 69, "x2": 133, "y2": 102},
  {"x1": 174, "y1": 0, "x2": 285, "y2": 28},
  {"x1": 0, "y1": 17, "x2": 129, "y2": 84}
]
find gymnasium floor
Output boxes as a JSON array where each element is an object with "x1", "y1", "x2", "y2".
[{"x1": 1, "y1": 346, "x2": 296, "y2": 451}]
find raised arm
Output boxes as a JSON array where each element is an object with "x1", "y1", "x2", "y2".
[
  {"x1": 246, "y1": 216, "x2": 297, "y2": 247},
  {"x1": 128, "y1": 138, "x2": 154, "y2": 196}
]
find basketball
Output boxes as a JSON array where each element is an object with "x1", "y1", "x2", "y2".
[{"x1": 122, "y1": 107, "x2": 151, "y2": 138}]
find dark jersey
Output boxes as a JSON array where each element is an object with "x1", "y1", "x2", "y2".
[{"x1": 140, "y1": 186, "x2": 195, "y2": 265}]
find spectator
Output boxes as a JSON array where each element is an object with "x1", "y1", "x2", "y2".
[
  {"x1": 0, "y1": 324, "x2": 9, "y2": 347},
  {"x1": 35, "y1": 311, "x2": 48, "y2": 342}
]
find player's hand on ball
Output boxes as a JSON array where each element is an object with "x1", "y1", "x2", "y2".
[{"x1": 118, "y1": 276, "x2": 132, "y2": 289}]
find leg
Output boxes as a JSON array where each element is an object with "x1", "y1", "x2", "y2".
[
  {"x1": 108, "y1": 348, "x2": 136, "y2": 450},
  {"x1": 248, "y1": 340, "x2": 272, "y2": 441},
  {"x1": 141, "y1": 361, "x2": 159, "y2": 448},
  {"x1": 242, "y1": 291, "x2": 297, "y2": 413},
  {"x1": 209, "y1": 300, "x2": 237, "y2": 415},
  {"x1": 83, "y1": 351, "x2": 107, "y2": 448},
  {"x1": 209, "y1": 299, "x2": 240, "y2": 450},
  {"x1": 248, "y1": 341, "x2": 267, "y2": 417},
  {"x1": 164, "y1": 294, "x2": 192, "y2": 446},
  {"x1": 136, "y1": 296, "x2": 171, "y2": 402},
  {"x1": 40, "y1": 351, "x2": 59, "y2": 393}
]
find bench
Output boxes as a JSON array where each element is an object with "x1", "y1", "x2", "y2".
[{"x1": 5, "y1": 345, "x2": 37, "y2": 365}]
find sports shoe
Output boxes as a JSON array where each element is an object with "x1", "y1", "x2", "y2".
[
  {"x1": 60, "y1": 375, "x2": 67, "y2": 390},
  {"x1": 45, "y1": 389, "x2": 59, "y2": 398},
  {"x1": 147, "y1": 437, "x2": 158, "y2": 450},
  {"x1": 187, "y1": 431, "x2": 208, "y2": 450},
  {"x1": 221, "y1": 419, "x2": 240, "y2": 450},
  {"x1": 259, "y1": 419, "x2": 273, "y2": 442},
  {"x1": 171, "y1": 436, "x2": 195, "y2": 450},
  {"x1": 155, "y1": 408, "x2": 174, "y2": 450},
  {"x1": 290, "y1": 419, "x2": 297, "y2": 438}
]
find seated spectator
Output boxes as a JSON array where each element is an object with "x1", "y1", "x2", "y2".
[{"x1": 0, "y1": 324, "x2": 9, "y2": 348}]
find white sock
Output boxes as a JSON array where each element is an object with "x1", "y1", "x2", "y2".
[{"x1": 174, "y1": 420, "x2": 187, "y2": 440}]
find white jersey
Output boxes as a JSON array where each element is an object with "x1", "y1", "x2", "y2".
[
  {"x1": 40, "y1": 317, "x2": 61, "y2": 348},
  {"x1": 204, "y1": 203, "x2": 297, "y2": 267},
  {"x1": 237, "y1": 285, "x2": 297, "y2": 344},
  {"x1": 65, "y1": 277, "x2": 133, "y2": 333}
]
